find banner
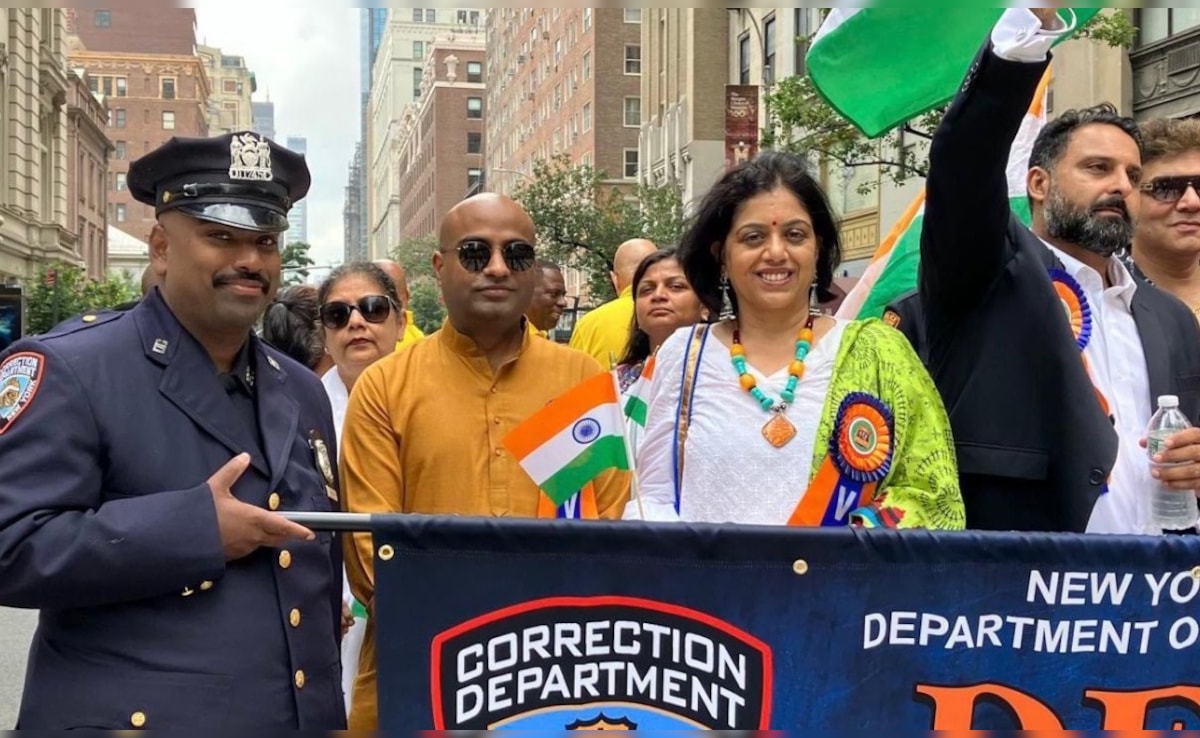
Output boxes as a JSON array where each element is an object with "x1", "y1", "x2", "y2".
[
  {"x1": 373, "y1": 517, "x2": 1200, "y2": 730},
  {"x1": 724, "y1": 85, "x2": 758, "y2": 170}
]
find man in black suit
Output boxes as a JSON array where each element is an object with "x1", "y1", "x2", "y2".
[{"x1": 921, "y1": 8, "x2": 1200, "y2": 533}]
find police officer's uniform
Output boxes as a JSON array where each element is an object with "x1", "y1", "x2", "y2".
[
  {"x1": 0, "y1": 132, "x2": 345, "y2": 729},
  {"x1": 882, "y1": 288, "x2": 927, "y2": 363}
]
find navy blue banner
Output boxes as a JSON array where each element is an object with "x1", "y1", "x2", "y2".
[{"x1": 372, "y1": 517, "x2": 1200, "y2": 730}]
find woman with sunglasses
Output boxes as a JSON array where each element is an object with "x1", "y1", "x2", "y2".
[{"x1": 315, "y1": 261, "x2": 403, "y2": 719}]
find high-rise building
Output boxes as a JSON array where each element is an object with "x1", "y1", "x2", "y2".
[
  {"x1": 344, "y1": 142, "x2": 366, "y2": 262},
  {"x1": 69, "y1": 6, "x2": 209, "y2": 242},
  {"x1": 285, "y1": 137, "x2": 309, "y2": 246},
  {"x1": 198, "y1": 45, "x2": 255, "y2": 136},
  {"x1": 395, "y1": 35, "x2": 487, "y2": 240},
  {"x1": 484, "y1": 9, "x2": 642, "y2": 192},
  {"x1": 251, "y1": 101, "x2": 275, "y2": 140},
  {"x1": 66, "y1": 69, "x2": 113, "y2": 280},
  {"x1": 0, "y1": 10, "x2": 74, "y2": 284},
  {"x1": 367, "y1": 8, "x2": 483, "y2": 259}
]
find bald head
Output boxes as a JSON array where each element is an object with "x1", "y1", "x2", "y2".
[
  {"x1": 612, "y1": 238, "x2": 657, "y2": 293},
  {"x1": 373, "y1": 259, "x2": 410, "y2": 304},
  {"x1": 439, "y1": 193, "x2": 535, "y2": 249}
]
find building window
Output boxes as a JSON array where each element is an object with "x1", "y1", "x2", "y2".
[
  {"x1": 467, "y1": 131, "x2": 482, "y2": 154},
  {"x1": 95, "y1": 10, "x2": 111, "y2": 27},
  {"x1": 413, "y1": 40, "x2": 424, "y2": 59},
  {"x1": 624, "y1": 8, "x2": 642, "y2": 23},
  {"x1": 115, "y1": 203, "x2": 126, "y2": 222},
  {"x1": 412, "y1": 8, "x2": 422, "y2": 22},
  {"x1": 583, "y1": 8, "x2": 592, "y2": 31},
  {"x1": 582, "y1": 102, "x2": 592, "y2": 132},
  {"x1": 624, "y1": 45, "x2": 641, "y2": 75},
  {"x1": 161, "y1": 77, "x2": 176, "y2": 100},
  {"x1": 763, "y1": 13, "x2": 777, "y2": 85},
  {"x1": 1137, "y1": 9, "x2": 1200, "y2": 46},
  {"x1": 425, "y1": 9, "x2": 436, "y2": 23},
  {"x1": 115, "y1": 172, "x2": 127, "y2": 191},
  {"x1": 413, "y1": 67, "x2": 423, "y2": 98},
  {"x1": 738, "y1": 33, "x2": 751, "y2": 84},
  {"x1": 111, "y1": 108, "x2": 126, "y2": 128},
  {"x1": 795, "y1": 9, "x2": 809, "y2": 76},
  {"x1": 223, "y1": 78, "x2": 238, "y2": 93},
  {"x1": 456, "y1": 10, "x2": 479, "y2": 26},
  {"x1": 115, "y1": 77, "x2": 127, "y2": 97},
  {"x1": 583, "y1": 51, "x2": 592, "y2": 80},
  {"x1": 114, "y1": 140, "x2": 126, "y2": 160},
  {"x1": 623, "y1": 96, "x2": 641, "y2": 127},
  {"x1": 162, "y1": 111, "x2": 176, "y2": 130},
  {"x1": 624, "y1": 149, "x2": 639, "y2": 179},
  {"x1": 466, "y1": 61, "x2": 482, "y2": 84},
  {"x1": 467, "y1": 96, "x2": 482, "y2": 119},
  {"x1": 467, "y1": 168, "x2": 483, "y2": 192}
]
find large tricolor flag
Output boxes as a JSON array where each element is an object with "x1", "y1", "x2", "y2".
[
  {"x1": 806, "y1": 8, "x2": 1098, "y2": 137},
  {"x1": 836, "y1": 70, "x2": 1054, "y2": 321},
  {"x1": 504, "y1": 372, "x2": 631, "y2": 506}
]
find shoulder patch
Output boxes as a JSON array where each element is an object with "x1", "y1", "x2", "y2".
[
  {"x1": 883, "y1": 310, "x2": 902, "y2": 329},
  {"x1": 0, "y1": 351, "x2": 44, "y2": 435}
]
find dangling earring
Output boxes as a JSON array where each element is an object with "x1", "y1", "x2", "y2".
[
  {"x1": 809, "y1": 283, "x2": 822, "y2": 317},
  {"x1": 719, "y1": 273, "x2": 735, "y2": 321}
]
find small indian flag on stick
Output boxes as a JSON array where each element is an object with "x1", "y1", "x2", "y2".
[
  {"x1": 504, "y1": 372, "x2": 632, "y2": 506},
  {"x1": 622, "y1": 356, "x2": 655, "y2": 429}
]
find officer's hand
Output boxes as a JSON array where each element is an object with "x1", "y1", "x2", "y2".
[{"x1": 208, "y1": 453, "x2": 315, "y2": 562}]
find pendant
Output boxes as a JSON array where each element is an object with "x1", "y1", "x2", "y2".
[{"x1": 762, "y1": 413, "x2": 797, "y2": 449}]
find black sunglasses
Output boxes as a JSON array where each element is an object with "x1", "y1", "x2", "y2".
[
  {"x1": 318, "y1": 295, "x2": 396, "y2": 329},
  {"x1": 1139, "y1": 176, "x2": 1200, "y2": 203},
  {"x1": 453, "y1": 239, "x2": 537, "y2": 273}
]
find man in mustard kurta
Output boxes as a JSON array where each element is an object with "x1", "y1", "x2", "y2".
[
  {"x1": 568, "y1": 238, "x2": 657, "y2": 368},
  {"x1": 340, "y1": 194, "x2": 630, "y2": 729},
  {"x1": 373, "y1": 259, "x2": 425, "y2": 348}
]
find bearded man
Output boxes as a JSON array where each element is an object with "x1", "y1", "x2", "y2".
[{"x1": 919, "y1": 7, "x2": 1200, "y2": 534}]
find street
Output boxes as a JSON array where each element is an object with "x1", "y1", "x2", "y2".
[{"x1": 0, "y1": 607, "x2": 34, "y2": 728}]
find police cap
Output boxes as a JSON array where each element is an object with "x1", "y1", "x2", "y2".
[{"x1": 127, "y1": 131, "x2": 310, "y2": 234}]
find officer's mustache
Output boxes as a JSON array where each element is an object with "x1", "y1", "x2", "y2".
[
  {"x1": 213, "y1": 271, "x2": 270, "y2": 293},
  {"x1": 1091, "y1": 196, "x2": 1130, "y2": 222}
]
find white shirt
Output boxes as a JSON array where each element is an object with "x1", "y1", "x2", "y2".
[
  {"x1": 321, "y1": 368, "x2": 349, "y2": 446},
  {"x1": 1043, "y1": 245, "x2": 1155, "y2": 534},
  {"x1": 626, "y1": 320, "x2": 847, "y2": 524}
]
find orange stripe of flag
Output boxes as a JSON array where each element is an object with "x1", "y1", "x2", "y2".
[
  {"x1": 869, "y1": 189, "x2": 926, "y2": 262},
  {"x1": 503, "y1": 371, "x2": 617, "y2": 459}
]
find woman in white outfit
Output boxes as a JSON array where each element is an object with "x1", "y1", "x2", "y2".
[{"x1": 316, "y1": 262, "x2": 405, "y2": 715}]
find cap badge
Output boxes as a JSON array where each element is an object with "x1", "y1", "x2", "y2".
[{"x1": 229, "y1": 133, "x2": 272, "y2": 181}]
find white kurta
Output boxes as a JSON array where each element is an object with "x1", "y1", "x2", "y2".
[{"x1": 626, "y1": 321, "x2": 847, "y2": 524}]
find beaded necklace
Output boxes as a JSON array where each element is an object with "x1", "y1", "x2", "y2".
[{"x1": 730, "y1": 315, "x2": 815, "y2": 449}]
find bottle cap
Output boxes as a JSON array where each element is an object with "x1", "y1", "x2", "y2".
[{"x1": 1159, "y1": 395, "x2": 1180, "y2": 409}]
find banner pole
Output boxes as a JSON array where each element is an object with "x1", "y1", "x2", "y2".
[{"x1": 280, "y1": 512, "x2": 374, "y2": 532}]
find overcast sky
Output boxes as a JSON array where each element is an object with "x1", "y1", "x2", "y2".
[{"x1": 194, "y1": 3, "x2": 359, "y2": 269}]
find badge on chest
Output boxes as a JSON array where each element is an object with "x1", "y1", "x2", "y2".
[{"x1": 308, "y1": 429, "x2": 338, "y2": 503}]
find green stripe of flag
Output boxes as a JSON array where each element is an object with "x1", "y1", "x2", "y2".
[
  {"x1": 624, "y1": 395, "x2": 648, "y2": 428},
  {"x1": 540, "y1": 435, "x2": 630, "y2": 505}
]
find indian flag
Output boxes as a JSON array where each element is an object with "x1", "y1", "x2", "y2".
[
  {"x1": 504, "y1": 372, "x2": 631, "y2": 506},
  {"x1": 837, "y1": 70, "x2": 1053, "y2": 321},
  {"x1": 621, "y1": 356, "x2": 655, "y2": 428},
  {"x1": 807, "y1": 8, "x2": 1097, "y2": 137}
]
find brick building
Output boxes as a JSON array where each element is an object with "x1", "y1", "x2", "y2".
[
  {"x1": 68, "y1": 7, "x2": 208, "y2": 241},
  {"x1": 66, "y1": 69, "x2": 112, "y2": 280},
  {"x1": 485, "y1": 9, "x2": 643, "y2": 192},
  {"x1": 396, "y1": 36, "x2": 487, "y2": 240}
]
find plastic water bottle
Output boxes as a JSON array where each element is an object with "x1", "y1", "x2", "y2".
[{"x1": 1148, "y1": 395, "x2": 1199, "y2": 531}]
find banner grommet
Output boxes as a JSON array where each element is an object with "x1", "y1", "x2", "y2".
[
  {"x1": 378, "y1": 545, "x2": 395, "y2": 562},
  {"x1": 792, "y1": 560, "x2": 809, "y2": 576}
]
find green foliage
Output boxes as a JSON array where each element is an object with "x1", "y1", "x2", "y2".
[
  {"x1": 762, "y1": 12, "x2": 1136, "y2": 197},
  {"x1": 512, "y1": 154, "x2": 685, "y2": 303},
  {"x1": 24, "y1": 261, "x2": 138, "y2": 334},
  {"x1": 391, "y1": 234, "x2": 438, "y2": 283},
  {"x1": 407, "y1": 277, "x2": 445, "y2": 334},
  {"x1": 280, "y1": 241, "x2": 315, "y2": 285}
]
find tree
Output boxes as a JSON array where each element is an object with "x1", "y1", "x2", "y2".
[
  {"x1": 24, "y1": 261, "x2": 138, "y2": 334},
  {"x1": 391, "y1": 234, "x2": 438, "y2": 283},
  {"x1": 280, "y1": 241, "x2": 314, "y2": 285},
  {"x1": 513, "y1": 154, "x2": 686, "y2": 303},
  {"x1": 762, "y1": 12, "x2": 1138, "y2": 196},
  {"x1": 408, "y1": 277, "x2": 445, "y2": 334}
]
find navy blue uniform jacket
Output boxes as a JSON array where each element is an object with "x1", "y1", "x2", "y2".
[{"x1": 0, "y1": 290, "x2": 345, "y2": 729}]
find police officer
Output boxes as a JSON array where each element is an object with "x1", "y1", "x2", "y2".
[{"x1": 0, "y1": 132, "x2": 345, "y2": 729}]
